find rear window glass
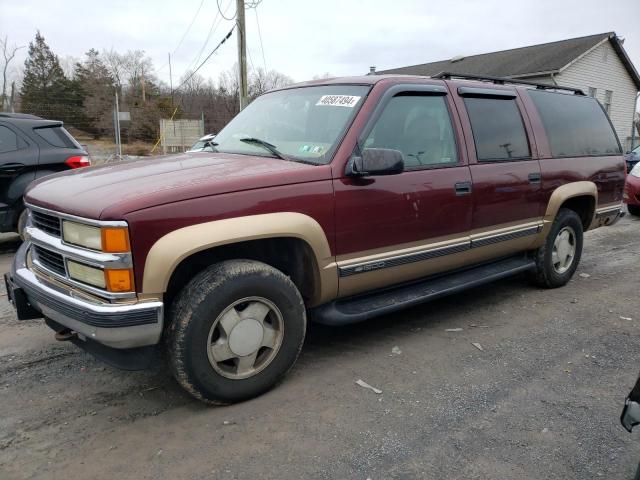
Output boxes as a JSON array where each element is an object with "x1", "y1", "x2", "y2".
[
  {"x1": 528, "y1": 90, "x2": 621, "y2": 157},
  {"x1": 463, "y1": 97, "x2": 531, "y2": 161},
  {"x1": 34, "y1": 126, "x2": 80, "y2": 149}
]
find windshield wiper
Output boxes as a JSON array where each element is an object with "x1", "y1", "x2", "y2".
[{"x1": 239, "y1": 137, "x2": 289, "y2": 161}]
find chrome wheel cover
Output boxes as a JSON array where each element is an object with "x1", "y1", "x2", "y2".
[
  {"x1": 552, "y1": 226, "x2": 576, "y2": 274},
  {"x1": 207, "y1": 296, "x2": 284, "y2": 380}
]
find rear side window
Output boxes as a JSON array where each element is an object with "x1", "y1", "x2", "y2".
[
  {"x1": 34, "y1": 126, "x2": 80, "y2": 149},
  {"x1": 463, "y1": 97, "x2": 531, "y2": 161},
  {"x1": 0, "y1": 126, "x2": 18, "y2": 153},
  {"x1": 528, "y1": 90, "x2": 621, "y2": 157}
]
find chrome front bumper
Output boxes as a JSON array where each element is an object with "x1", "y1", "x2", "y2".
[{"x1": 8, "y1": 242, "x2": 163, "y2": 349}]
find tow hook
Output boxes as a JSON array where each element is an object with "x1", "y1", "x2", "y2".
[{"x1": 54, "y1": 329, "x2": 77, "y2": 341}]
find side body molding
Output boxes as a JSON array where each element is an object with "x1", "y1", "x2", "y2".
[
  {"x1": 537, "y1": 181, "x2": 597, "y2": 245},
  {"x1": 141, "y1": 212, "x2": 337, "y2": 304}
]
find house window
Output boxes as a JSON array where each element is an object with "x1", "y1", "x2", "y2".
[
  {"x1": 588, "y1": 87, "x2": 597, "y2": 98},
  {"x1": 604, "y1": 90, "x2": 613, "y2": 114}
]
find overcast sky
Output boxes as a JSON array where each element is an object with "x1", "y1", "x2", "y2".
[{"x1": 1, "y1": 0, "x2": 639, "y2": 87}]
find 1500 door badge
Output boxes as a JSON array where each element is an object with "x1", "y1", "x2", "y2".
[{"x1": 354, "y1": 261, "x2": 387, "y2": 273}]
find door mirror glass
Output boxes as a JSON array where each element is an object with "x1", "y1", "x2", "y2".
[{"x1": 349, "y1": 148, "x2": 404, "y2": 176}]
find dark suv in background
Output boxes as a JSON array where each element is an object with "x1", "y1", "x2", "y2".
[{"x1": 0, "y1": 113, "x2": 90, "y2": 237}]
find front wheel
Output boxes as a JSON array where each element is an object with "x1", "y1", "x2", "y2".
[
  {"x1": 530, "y1": 208, "x2": 584, "y2": 288},
  {"x1": 167, "y1": 259, "x2": 306, "y2": 404}
]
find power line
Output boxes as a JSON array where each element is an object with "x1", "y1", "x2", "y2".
[
  {"x1": 157, "y1": 0, "x2": 207, "y2": 73},
  {"x1": 172, "y1": 0, "x2": 207, "y2": 55},
  {"x1": 254, "y1": 6, "x2": 267, "y2": 72},
  {"x1": 184, "y1": 0, "x2": 230, "y2": 74},
  {"x1": 216, "y1": 0, "x2": 236, "y2": 20},
  {"x1": 175, "y1": 25, "x2": 236, "y2": 92}
]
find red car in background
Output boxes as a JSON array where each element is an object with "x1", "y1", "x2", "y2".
[{"x1": 625, "y1": 162, "x2": 640, "y2": 216}]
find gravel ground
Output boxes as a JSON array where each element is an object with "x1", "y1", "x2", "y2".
[{"x1": 0, "y1": 215, "x2": 639, "y2": 480}]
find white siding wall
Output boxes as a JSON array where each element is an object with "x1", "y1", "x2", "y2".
[{"x1": 526, "y1": 41, "x2": 638, "y2": 150}]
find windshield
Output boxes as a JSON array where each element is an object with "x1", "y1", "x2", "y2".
[{"x1": 212, "y1": 85, "x2": 370, "y2": 164}]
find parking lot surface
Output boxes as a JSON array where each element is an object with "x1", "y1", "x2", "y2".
[{"x1": 1, "y1": 215, "x2": 639, "y2": 480}]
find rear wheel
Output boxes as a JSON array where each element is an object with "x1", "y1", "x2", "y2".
[
  {"x1": 530, "y1": 208, "x2": 583, "y2": 288},
  {"x1": 628, "y1": 204, "x2": 640, "y2": 217},
  {"x1": 168, "y1": 259, "x2": 306, "y2": 404}
]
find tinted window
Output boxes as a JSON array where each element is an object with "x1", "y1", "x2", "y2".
[
  {"x1": 364, "y1": 94, "x2": 457, "y2": 168},
  {"x1": 34, "y1": 126, "x2": 80, "y2": 149},
  {"x1": 463, "y1": 97, "x2": 530, "y2": 161},
  {"x1": 0, "y1": 126, "x2": 18, "y2": 154},
  {"x1": 529, "y1": 90, "x2": 621, "y2": 157}
]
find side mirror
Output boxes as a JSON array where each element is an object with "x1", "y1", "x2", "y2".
[{"x1": 347, "y1": 148, "x2": 404, "y2": 177}]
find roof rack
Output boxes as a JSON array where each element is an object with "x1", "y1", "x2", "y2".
[{"x1": 433, "y1": 72, "x2": 585, "y2": 95}]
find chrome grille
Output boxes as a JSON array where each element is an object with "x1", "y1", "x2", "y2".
[
  {"x1": 33, "y1": 245, "x2": 66, "y2": 276},
  {"x1": 31, "y1": 210, "x2": 61, "y2": 237}
]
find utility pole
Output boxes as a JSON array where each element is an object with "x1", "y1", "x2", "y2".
[
  {"x1": 9, "y1": 81, "x2": 14, "y2": 113},
  {"x1": 168, "y1": 52, "x2": 174, "y2": 106},
  {"x1": 114, "y1": 92, "x2": 122, "y2": 158},
  {"x1": 236, "y1": 0, "x2": 248, "y2": 111},
  {"x1": 141, "y1": 66, "x2": 146, "y2": 103}
]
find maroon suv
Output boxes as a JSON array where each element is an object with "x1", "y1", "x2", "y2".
[{"x1": 6, "y1": 74, "x2": 625, "y2": 404}]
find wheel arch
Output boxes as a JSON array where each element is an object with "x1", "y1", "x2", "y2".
[
  {"x1": 542, "y1": 181, "x2": 597, "y2": 231},
  {"x1": 142, "y1": 212, "x2": 338, "y2": 307}
]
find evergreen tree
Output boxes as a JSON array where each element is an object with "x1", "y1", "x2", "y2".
[
  {"x1": 75, "y1": 49, "x2": 114, "y2": 138},
  {"x1": 20, "y1": 31, "x2": 82, "y2": 123}
]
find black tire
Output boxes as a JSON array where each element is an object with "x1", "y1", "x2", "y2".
[
  {"x1": 628, "y1": 204, "x2": 640, "y2": 217},
  {"x1": 167, "y1": 259, "x2": 306, "y2": 405},
  {"x1": 530, "y1": 208, "x2": 584, "y2": 288}
]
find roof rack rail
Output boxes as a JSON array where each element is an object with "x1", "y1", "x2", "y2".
[{"x1": 433, "y1": 72, "x2": 585, "y2": 95}]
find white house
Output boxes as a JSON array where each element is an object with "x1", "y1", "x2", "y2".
[{"x1": 377, "y1": 32, "x2": 640, "y2": 150}]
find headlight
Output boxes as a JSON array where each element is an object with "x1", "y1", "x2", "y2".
[
  {"x1": 67, "y1": 260, "x2": 106, "y2": 288},
  {"x1": 63, "y1": 221, "x2": 130, "y2": 252},
  {"x1": 62, "y1": 221, "x2": 102, "y2": 250},
  {"x1": 631, "y1": 163, "x2": 640, "y2": 178}
]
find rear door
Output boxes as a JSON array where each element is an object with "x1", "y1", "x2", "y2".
[
  {"x1": 0, "y1": 122, "x2": 38, "y2": 228},
  {"x1": 450, "y1": 85, "x2": 543, "y2": 251},
  {"x1": 333, "y1": 84, "x2": 474, "y2": 297}
]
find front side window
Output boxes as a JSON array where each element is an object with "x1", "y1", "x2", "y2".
[
  {"x1": 213, "y1": 85, "x2": 370, "y2": 165},
  {"x1": 463, "y1": 97, "x2": 531, "y2": 161},
  {"x1": 0, "y1": 126, "x2": 18, "y2": 154},
  {"x1": 363, "y1": 94, "x2": 458, "y2": 168},
  {"x1": 529, "y1": 90, "x2": 621, "y2": 157}
]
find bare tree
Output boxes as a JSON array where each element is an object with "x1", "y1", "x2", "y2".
[{"x1": 1, "y1": 36, "x2": 24, "y2": 110}]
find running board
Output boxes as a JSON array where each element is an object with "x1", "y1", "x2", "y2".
[{"x1": 310, "y1": 256, "x2": 536, "y2": 326}]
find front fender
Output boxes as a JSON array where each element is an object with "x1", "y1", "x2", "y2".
[{"x1": 141, "y1": 212, "x2": 338, "y2": 304}]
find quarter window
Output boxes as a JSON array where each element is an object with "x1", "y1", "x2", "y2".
[
  {"x1": 463, "y1": 97, "x2": 531, "y2": 161},
  {"x1": 528, "y1": 90, "x2": 621, "y2": 157},
  {"x1": 0, "y1": 126, "x2": 18, "y2": 154},
  {"x1": 364, "y1": 94, "x2": 457, "y2": 168}
]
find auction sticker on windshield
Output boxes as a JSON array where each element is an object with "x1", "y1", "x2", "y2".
[{"x1": 316, "y1": 95, "x2": 361, "y2": 107}]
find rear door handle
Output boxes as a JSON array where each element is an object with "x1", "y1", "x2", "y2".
[
  {"x1": 0, "y1": 163, "x2": 25, "y2": 174},
  {"x1": 454, "y1": 181, "x2": 472, "y2": 196},
  {"x1": 528, "y1": 172, "x2": 541, "y2": 184}
]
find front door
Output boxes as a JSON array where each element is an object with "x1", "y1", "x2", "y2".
[{"x1": 333, "y1": 85, "x2": 474, "y2": 297}]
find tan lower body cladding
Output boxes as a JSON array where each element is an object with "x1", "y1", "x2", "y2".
[{"x1": 336, "y1": 220, "x2": 543, "y2": 298}]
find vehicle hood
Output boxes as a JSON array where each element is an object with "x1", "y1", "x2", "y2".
[{"x1": 25, "y1": 152, "x2": 330, "y2": 219}]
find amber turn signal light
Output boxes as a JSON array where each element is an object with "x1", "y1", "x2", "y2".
[
  {"x1": 105, "y1": 269, "x2": 134, "y2": 292},
  {"x1": 101, "y1": 227, "x2": 131, "y2": 253}
]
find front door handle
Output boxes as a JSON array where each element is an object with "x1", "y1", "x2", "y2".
[
  {"x1": 454, "y1": 181, "x2": 472, "y2": 196},
  {"x1": 528, "y1": 172, "x2": 541, "y2": 184}
]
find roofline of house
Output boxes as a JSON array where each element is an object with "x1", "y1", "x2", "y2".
[{"x1": 608, "y1": 34, "x2": 640, "y2": 90}]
